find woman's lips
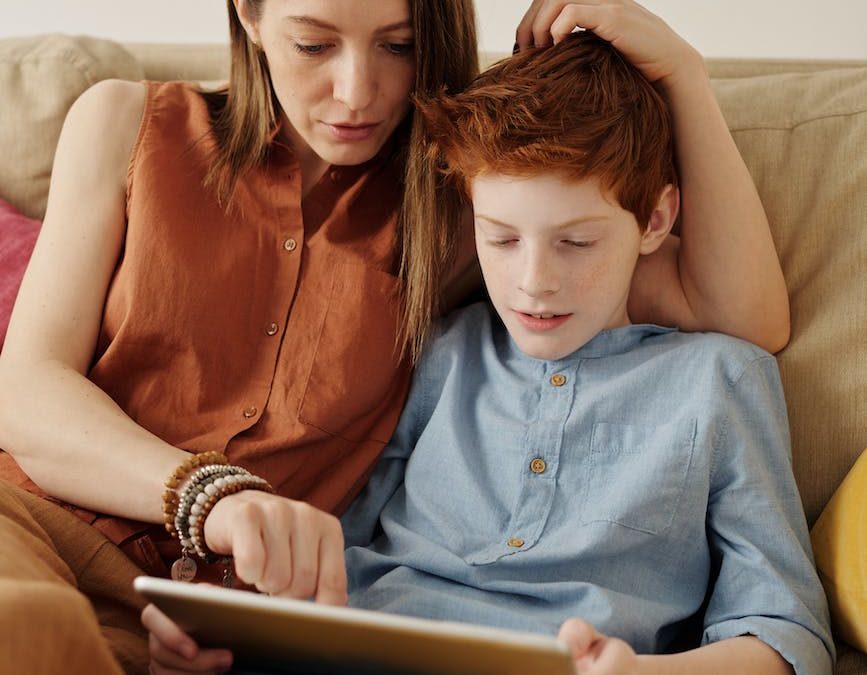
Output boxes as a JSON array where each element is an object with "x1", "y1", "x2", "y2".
[
  {"x1": 515, "y1": 311, "x2": 572, "y2": 331},
  {"x1": 325, "y1": 122, "x2": 381, "y2": 141}
]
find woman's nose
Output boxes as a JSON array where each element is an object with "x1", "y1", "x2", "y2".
[{"x1": 332, "y1": 54, "x2": 377, "y2": 112}]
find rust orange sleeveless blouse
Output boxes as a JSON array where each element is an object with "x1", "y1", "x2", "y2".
[{"x1": 0, "y1": 81, "x2": 413, "y2": 575}]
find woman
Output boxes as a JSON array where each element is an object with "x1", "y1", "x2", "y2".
[{"x1": 0, "y1": 1, "x2": 788, "y2": 673}]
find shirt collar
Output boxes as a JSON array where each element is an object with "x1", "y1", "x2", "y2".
[{"x1": 507, "y1": 323, "x2": 678, "y2": 367}]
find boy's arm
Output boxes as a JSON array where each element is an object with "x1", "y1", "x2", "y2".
[
  {"x1": 559, "y1": 355, "x2": 832, "y2": 675},
  {"x1": 700, "y1": 356, "x2": 833, "y2": 675},
  {"x1": 559, "y1": 621, "x2": 791, "y2": 674},
  {"x1": 517, "y1": 1, "x2": 790, "y2": 353}
]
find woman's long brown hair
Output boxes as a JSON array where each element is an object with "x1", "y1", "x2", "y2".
[{"x1": 203, "y1": 0, "x2": 479, "y2": 362}]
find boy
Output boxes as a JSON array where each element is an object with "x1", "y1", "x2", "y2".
[{"x1": 341, "y1": 32, "x2": 833, "y2": 674}]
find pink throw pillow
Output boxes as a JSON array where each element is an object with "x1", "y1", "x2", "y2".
[{"x1": 0, "y1": 198, "x2": 41, "y2": 348}]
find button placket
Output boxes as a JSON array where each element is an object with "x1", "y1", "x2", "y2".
[{"x1": 498, "y1": 362, "x2": 578, "y2": 557}]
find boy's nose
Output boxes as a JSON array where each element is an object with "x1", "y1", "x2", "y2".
[{"x1": 518, "y1": 254, "x2": 560, "y2": 297}]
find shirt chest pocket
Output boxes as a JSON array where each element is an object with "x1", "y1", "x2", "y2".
[
  {"x1": 298, "y1": 263, "x2": 405, "y2": 443},
  {"x1": 581, "y1": 418, "x2": 697, "y2": 535}
]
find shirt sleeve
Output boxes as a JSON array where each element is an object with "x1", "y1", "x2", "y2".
[
  {"x1": 340, "y1": 328, "x2": 437, "y2": 549},
  {"x1": 702, "y1": 355, "x2": 834, "y2": 675}
]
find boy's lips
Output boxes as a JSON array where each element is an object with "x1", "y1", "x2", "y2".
[{"x1": 514, "y1": 310, "x2": 572, "y2": 332}]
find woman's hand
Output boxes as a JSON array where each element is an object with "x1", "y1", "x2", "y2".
[
  {"x1": 203, "y1": 490, "x2": 348, "y2": 602},
  {"x1": 144, "y1": 492, "x2": 347, "y2": 672},
  {"x1": 516, "y1": 0, "x2": 703, "y2": 87},
  {"x1": 142, "y1": 603, "x2": 234, "y2": 674},
  {"x1": 558, "y1": 618, "x2": 640, "y2": 675}
]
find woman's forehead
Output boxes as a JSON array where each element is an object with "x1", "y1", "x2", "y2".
[{"x1": 266, "y1": 0, "x2": 412, "y2": 31}]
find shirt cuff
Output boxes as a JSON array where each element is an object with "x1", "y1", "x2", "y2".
[{"x1": 703, "y1": 617, "x2": 834, "y2": 675}]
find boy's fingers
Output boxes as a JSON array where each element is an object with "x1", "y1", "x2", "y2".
[{"x1": 557, "y1": 618, "x2": 602, "y2": 659}]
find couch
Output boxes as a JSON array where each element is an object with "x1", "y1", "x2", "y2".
[{"x1": 0, "y1": 33, "x2": 864, "y2": 674}]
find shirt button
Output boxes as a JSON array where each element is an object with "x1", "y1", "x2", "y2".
[
  {"x1": 264, "y1": 322, "x2": 279, "y2": 336},
  {"x1": 330, "y1": 169, "x2": 341, "y2": 182},
  {"x1": 507, "y1": 537, "x2": 525, "y2": 548},
  {"x1": 530, "y1": 458, "x2": 547, "y2": 474},
  {"x1": 550, "y1": 373, "x2": 567, "y2": 387},
  {"x1": 283, "y1": 238, "x2": 297, "y2": 252},
  {"x1": 242, "y1": 406, "x2": 258, "y2": 419}
]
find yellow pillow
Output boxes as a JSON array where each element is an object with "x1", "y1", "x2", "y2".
[{"x1": 811, "y1": 448, "x2": 867, "y2": 652}]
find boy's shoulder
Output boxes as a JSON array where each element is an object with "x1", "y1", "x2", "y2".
[
  {"x1": 419, "y1": 302, "x2": 498, "y2": 368},
  {"x1": 430, "y1": 301, "x2": 497, "y2": 346},
  {"x1": 643, "y1": 328, "x2": 778, "y2": 385}
]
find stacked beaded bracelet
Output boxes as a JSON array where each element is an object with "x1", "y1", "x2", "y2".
[
  {"x1": 173, "y1": 465, "x2": 249, "y2": 546},
  {"x1": 162, "y1": 450, "x2": 229, "y2": 538},
  {"x1": 162, "y1": 452, "x2": 273, "y2": 581},
  {"x1": 186, "y1": 472, "x2": 274, "y2": 563}
]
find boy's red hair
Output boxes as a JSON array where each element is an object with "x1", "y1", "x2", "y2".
[{"x1": 415, "y1": 31, "x2": 677, "y2": 227}]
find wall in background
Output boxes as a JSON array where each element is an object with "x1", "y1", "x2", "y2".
[{"x1": 2, "y1": 0, "x2": 866, "y2": 60}]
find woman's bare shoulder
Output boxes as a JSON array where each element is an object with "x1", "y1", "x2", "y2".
[{"x1": 60, "y1": 79, "x2": 147, "y2": 186}]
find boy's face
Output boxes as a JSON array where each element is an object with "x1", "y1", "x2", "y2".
[{"x1": 472, "y1": 172, "x2": 646, "y2": 361}]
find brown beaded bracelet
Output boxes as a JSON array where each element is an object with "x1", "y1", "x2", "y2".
[{"x1": 161, "y1": 451, "x2": 229, "y2": 538}]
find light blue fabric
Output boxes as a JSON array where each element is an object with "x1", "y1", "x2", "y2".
[{"x1": 342, "y1": 302, "x2": 833, "y2": 675}]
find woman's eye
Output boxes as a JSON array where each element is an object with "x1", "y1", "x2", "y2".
[
  {"x1": 491, "y1": 239, "x2": 518, "y2": 247},
  {"x1": 385, "y1": 42, "x2": 414, "y2": 56},
  {"x1": 293, "y1": 42, "x2": 331, "y2": 56}
]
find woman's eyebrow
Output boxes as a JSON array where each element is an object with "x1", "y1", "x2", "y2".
[{"x1": 286, "y1": 16, "x2": 412, "y2": 34}]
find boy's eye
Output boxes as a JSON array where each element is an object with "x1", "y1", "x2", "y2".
[{"x1": 565, "y1": 240, "x2": 592, "y2": 248}]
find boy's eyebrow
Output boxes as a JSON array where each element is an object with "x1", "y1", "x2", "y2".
[
  {"x1": 286, "y1": 16, "x2": 412, "y2": 34},
  {"x1": 474, "y1": 214, "x2": 611, "y2": 229}
]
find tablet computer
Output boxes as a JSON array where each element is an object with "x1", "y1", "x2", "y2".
[{"x1": 134, "y1": 576, "x2": 576, "y2": 675}]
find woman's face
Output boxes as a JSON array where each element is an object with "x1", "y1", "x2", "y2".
[{"x1": 247, "y1": 0, "x2": 415, "y2": 176}]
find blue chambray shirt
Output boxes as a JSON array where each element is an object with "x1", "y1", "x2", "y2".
[{"x1": 342, "y1": 302, "x2": 833, "y2": 675}]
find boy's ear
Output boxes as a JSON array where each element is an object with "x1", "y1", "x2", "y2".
[{"x1": 639, "y1": 184, "x2": 680, "y2": 255}]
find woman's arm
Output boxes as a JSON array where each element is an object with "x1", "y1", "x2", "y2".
[
  {"x1": 0, "y1": 79, "x2": 187, "y2": 522},
  {"x1": 517, "y1": 1, "x2": 790, "y2": 352},
  {"x1": 0, "y1": 81, "x2": 347, "y2": 602}
]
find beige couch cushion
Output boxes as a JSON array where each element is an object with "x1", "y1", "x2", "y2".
[
  {"x1": 0, "y1": 34, "x2": 144, "y2": 219},
  {"x1": 711, "y1": 67, "x2": 867, "y2": 525}
]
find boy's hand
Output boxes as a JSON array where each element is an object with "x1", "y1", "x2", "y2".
[
  {"x1": 516, "y1": 0, "x2": 704, "y2": 87},
  {"x1": 203, "y1": 490, "x2": 348, "y2": 602},
  {"x1": 558, "y1": 618, "x2": 640, "y2": 675}
]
